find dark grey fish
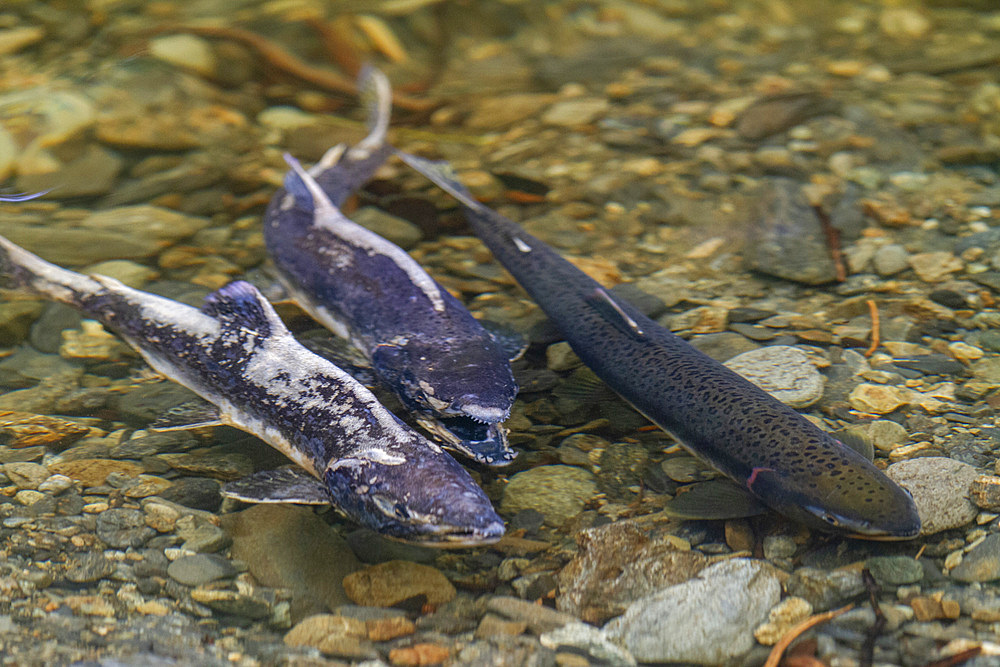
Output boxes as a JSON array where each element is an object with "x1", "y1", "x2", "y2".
[
  {"x1": 263, "y1": 68, "x2": 518, "y2": 466},
  {"x1": 398, "y1": 152, "x2": 921, "y2": 540},
  {"x1": 0, "y1": 234, "x2": 503, "y2": 546}
]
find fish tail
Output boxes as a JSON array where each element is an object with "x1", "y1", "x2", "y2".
[
  {"x1": 355, "y1": 65, "x2": 391, "y2": 151},
  {"x1": 0, "y1": 234, "x2": 96, "y2": 307}
]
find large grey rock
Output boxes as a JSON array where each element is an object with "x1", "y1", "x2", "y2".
[
  {"x1": 886, "y1": 457, "x2": 978, "y2": 535},
  {"x1": 604, "y1": 558, "x2": 781, "y2": 665}
]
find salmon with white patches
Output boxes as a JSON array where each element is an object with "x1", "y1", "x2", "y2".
[
  {"x1": 263, "y1": 68, "x2": 518, "y2": 466},
  {"x1": 0, "y1": 233, "x2": 503, "y2": 546},
  {"x1": 398, "y1": 152, "x2": 921, "y2": 540}
]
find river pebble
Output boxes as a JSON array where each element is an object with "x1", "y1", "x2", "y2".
[
  {"x1": 500, "y1": 465, "x2": 597, "y2": 527},
  {"x1": 167, "y1": 554, "x2": 238, "y2": 586},
  {"x1": 724, "y1": 345, "x2": 824, "y2": 408},
  {"x1": 342, "y1": 560, "x2": 455, "y2": 608},
  {"x1": 950, "y1": 534, "x2": 1000, "y2": 583}
]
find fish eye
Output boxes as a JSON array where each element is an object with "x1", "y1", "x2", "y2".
[
  {"x1": 820, "y1": 512, "x2": 840, "y2": 526},
  {"x1": 394, "y1": 503, "x2": 410, "y2": 520}
]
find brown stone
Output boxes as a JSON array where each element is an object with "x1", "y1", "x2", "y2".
[
  {"x1": 366, "y1": 616, "x2": 416, "y2": 642},
  {"x1": 556, "y1": 520, "x2": 709, "y2": 623},
  {"x1": 0, "y1": 411, "x2": 89, "y2": 449},
  {"x1": 389, "y1": 643, "x2": 451, "y2": 667},
  {"x1": 285, "y1": 614, "x2": 366, "y2": 647},
  {"x1": 474, "y1": 613, "x2": 527, "y2": 639},
  {"x1": 971, "y1": 475, "x2": 1000, "y2": 511},
  {"x1": 48, "y1": 458, "x2": 143, "y2": 488},
  {"x1": 342, "y1": 561, "x2": 455, "y2": 608}
]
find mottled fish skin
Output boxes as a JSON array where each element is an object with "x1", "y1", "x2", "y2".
[
  {"x1": 399, "y1": 152, "x2": 921, "y2": 540},
  {"x1": 262, "y1": 69, "x2": 518, "y2": 466},
  {"x1": 0, "y1": 234, "x2": 504, "y2": 546}
]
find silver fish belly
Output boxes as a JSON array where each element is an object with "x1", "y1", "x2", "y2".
[
  {"x1": 0, "y1": 234, "x2": 503, "y2": 546},
  {"x1": 398, "y1": 151, "x2": 921, "y2": 541},
  {"x1": 262, "y1": 68, "x2": 519, "y2": 466}
]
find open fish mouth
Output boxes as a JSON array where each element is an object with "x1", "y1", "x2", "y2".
[
  {"x1": 400, "y1": 520, "x2": 505, "y2": 547},
  {"x1": 416, "y1": 414, "x2": 517, "y2": 466}
]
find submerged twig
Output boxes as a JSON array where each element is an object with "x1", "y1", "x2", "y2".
[
  {"x1": 919, "y1": 646, "x2": 982, "y2": 667},
  {"x1": 764, "y1": 603, "x2": 854, "y2": 667},
  {"x1": 865, "y1": 299, "x2": 880, "y2": 358},
  {"x1": 860, "y1": 568, "x2": 886, "y2": 667},
  {"x1": 149, "y1": 24, "x2": 435, "y2": 112},
  {"x1": 813, "y1": 204, "x2": 846, "y2": 283}
]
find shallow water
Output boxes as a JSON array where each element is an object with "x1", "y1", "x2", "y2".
[{"x1": 1, "y1": 1, "x2": 1000, "y2": 665}]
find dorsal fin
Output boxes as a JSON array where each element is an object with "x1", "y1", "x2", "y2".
[
  {"x1": 202, "y1": 281, "x2": 288, "y2": 336},
  {"x1": 394, "y1": 150, "x2": 488, "y2": 213},
  {"x1": 583, "y1": 288, "x2": 646, "y2": 341}
]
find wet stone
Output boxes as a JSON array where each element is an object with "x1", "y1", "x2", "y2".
[
  {"x1": 157, "y1": 450, "x2": 253, "y2": 481},
  {"x1": 190, "y1": 587, "x2": 270, "y2": 619},
  {"x1": 596, "y1": 442, "x2": 648, "y2": 499},
  {"x1": 867, "y1": 556, "x2": 924, "y2": 586},
  {"x1": 95, "y1": 508, "x2": 156, "y2": 548},
  {"x1": 167, "y1": 553, "x2": 238, "y2": 586},
  {"x1": 342, "y1": 560, "x2": 455, "y2": 608},
  {"x1": 604, "y1": 559, "x2": 781, "y2": 664},
  {"x1": 724, "y1": 345, "x2": 824, "y2": 408},
  {"x1": 557, "y1": 520, "x2": 709, "y2": 624},
  {"x1": 486, "y1": 595, "x2": 578, "y2": 634},
  {"x1": 539, "y1": 621, "x2": 637, "y2": 666},
  {"x1": 950, "y1": 534, "x2": 1000, "y2": 583},
  {"x1": 156, "y1": 477, "x2": 222, "y2": 512},
  {"x1": 3, "y1": 461, "x2": 49, "y2": 489},
  {"x1": 64, "y1": 552, "x2": 113, "y2": 583},
  {"x1": 786, "y1": 567, "x2": 865, "y2": 612},
  {"x1": 887, "y1": 457, "x2": 978, "y2": 535},
  {"x1": 500, "y1": 465, "x2": 597, "y2": 527},
  {"x1": 972, "y1": 476, "x2": 1000, "y2": 511}
]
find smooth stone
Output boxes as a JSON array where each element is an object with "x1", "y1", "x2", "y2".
[
  {"x1": 48, "y1": 459, "x2": 144, "y2": 488},
  {"x1": 64, "y1": 551, "x2": 114, "y2": 584},
  {"x1": 873, "y1": 244, "x2": 910, "y2": 276},
  {"x1": 284, "y1": 613, "x2": 366, "y2": 648},
  {"x1": 342, "y1": 560, "x2": 455, "y2": 608},
  {"x1": 1, "y1": 206, "x2": 211, "y2": 266},
  {"x1": 156, "y1": 450, "x2": 253, "y2": 481},
  {"x1": 166, "y1": 553, "x2": 238, "y2": 586},
  {"x1": 908, "y1": 251, "x2": 963, "y2": 283},
  {"x1": 539, "y1": 621, "x2": 636, "y2": 666},
  {"x1": 83, "y1": 260, "x2": 158, "y2": 289},
  {"x1": 887, "y1": 457, "x2": 978, "y2": 535},
  {"x1": 221, "y1": 504, "x2": 360, "y2": 622},
  {"x1": 865, "y1": 419, "x2": 910, "y2": 452},
  {"x1": 190, "y1": 588, "x2": 270, "y2": 619},
  {"x1": 175, "y1": 517, "x2": 230, "y2": 553},
  {"x1": 557, "y1": 521, "x2": 708, "y2": 623},
  {"x1": 500, "y1": 465, "x2": 597, "y2": 527},
  {"x1": 866, "y1": 556, "x2": 924, "y2": 586},
  {"x1": 3, "y1": 462, "x2": 49, "y2": 490},
  {"x1": 604, "y1": 559, "x2": 781, "y2": 664},
  {"x1": 950, "y1": 534, "x2": 1000, "y2": 583},
  {"x1": 688, "y1": 332, "x2": 760, "y2": 361},
  {"x1": 744, "y1": 179, "x2": 837, "y2": 285},
  {"x1": 0, "y1": 301, "x2": 44, "y2": 346},
  {"x1": 486, "y1": 595, "x2": 579, "y2": 634},
  {"x1": 971, "y1": 475, "x2": 1000, "y2": 511},
  {"x1": 724, "y1": 345, "x2": 824, "y2": 408},
  {"x1": 350, "y1": 207, "x2": 423, "y2": 250},
  {"x1": 784, "y1": 567, "x2": 865, "y2": 612},
  {"x1": 149, "y1": 34, "x2": 217, "y2": 78},
  {"x1": 156, "y1": 477, "x2": 222, "y2": 512},
  {"x1": 96, "y1": 508, "x2": 156, "y2": 548},
  {"x1": 848, "y1": 383, "x2": 909, "y2": 414},
  {"x1": 541, "y1": 97, "x2": 609, "y2": 126}
]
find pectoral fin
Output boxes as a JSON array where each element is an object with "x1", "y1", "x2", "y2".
[
  {"x1": 221, "y1": 467, "x2": 332, "y2": 505},
  {"x1": 661, "y1": 479, "x2": 769, "y2": 520}
]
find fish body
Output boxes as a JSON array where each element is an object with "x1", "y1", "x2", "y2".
[
  {"x1": 0, "y1": 234, "x2": 503, "y2": 546},
  {"x1": 399, "y1": 152, "x2": 921, "y2": 540},
  {"x1": 263, "y1": 69, "x2": 518, "y2": 466}
]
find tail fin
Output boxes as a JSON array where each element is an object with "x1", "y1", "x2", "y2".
[
  {"x1": 353, "y1": 65, "x2": 391, "y2": 158},
  {"x1": 393, "y1": 151, "x2": 487, "y2": 213},
  {"x1": 0, "y1": 234, "x2": 93, "y2": 303}
]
